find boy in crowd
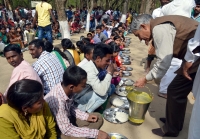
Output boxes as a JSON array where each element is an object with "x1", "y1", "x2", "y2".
[{"x1": 45, "y1": 66, "x2": 110, "y2": 139}]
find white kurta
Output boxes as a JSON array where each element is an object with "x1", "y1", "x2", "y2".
[{"x1": 185, "y1": 24, "x2": 200, "y2": 139}]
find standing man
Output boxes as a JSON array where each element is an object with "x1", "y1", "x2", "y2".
[
  {"x1": 131, "y1": 14, "x2": 199, "y2": 137},
  {"x1": 32, "y1": 0, "x2": 56, "y2": 43},
  {"x1": 28, "y1": 39, "x2": 64, "y2": 95}
]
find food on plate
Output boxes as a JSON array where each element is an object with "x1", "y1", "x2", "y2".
[
  {"x1": 113, "y1": 98, "x2": 124, "y2": 107},
  {"x1": 115, "y1": 112, "x2": 128, "y2": 123},
  {"x1": 118, "y1": 91, "x2": 127, "y2": 96}
]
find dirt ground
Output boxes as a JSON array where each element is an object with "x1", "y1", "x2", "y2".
[{"x1": 0, "y1": 33, "x2": 195, "y2": 139}]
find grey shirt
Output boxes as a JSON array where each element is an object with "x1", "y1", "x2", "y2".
[
  {"x1": 146, "y1": 23, "x2": 176, "y2": 81},
  {"x1": 98, "y1": 32, "x2": 108, "y2": 42}
]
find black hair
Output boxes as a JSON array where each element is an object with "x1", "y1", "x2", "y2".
[
  {"x1": 111, "y1": 32, "x2": 118, "y2": 37},
  {"x1": 3, "y1": 44, "x2": 22, "y2": 55},
  {"x1": 103, "y1": 18, "x2": 108, "y2": 23},
  {"x1": 61, "y1": 38, "x2": 76, "y2": 50},
  {"x1": 92, "y1": 43, "x2": 113, "y2": 60},
  {"x1": 82, "y1": 38, "x2": 90, "y2": 45},
  {"x1": 7, "y1": 79, "x2": 43, "y2": 112},
  {"x1": 84, "y1": 43, "x2": 95, "y2": 55},
  {"x1": 96, "y1": 25, "x2": 102, "y2": 30},
  {"x1": 0, "y1": 26, "x2": 6, "y2": 30},
  {"x1": 87, "y1": 32, "x2": 92, "y2": 36},
  {"x1": 112, "y1": 27, "x2": 119, "y2": 33},
  {"x1": 44, "y1": 41, "x2": 69, "y2": 61},
  {"x1": 44, "y1": 41, "x2": 54, "y2": 52},
  {"x1": 118, "y1": 25, "x2": 123, "y2": 29},
  {"x1": 108, "y1": 41, "x2": 120, "y2": 53},
  {"x1": 29, "y1": 39, "x2": 45, "y2": 50},
  {"x1": 76, "y1": 41, "x2": 85, "y2": 53},
  {"x1": 80, "y1": 36, "x2": 85, "y2": 41},
  {"x1": 195, "y1": 0, "x2": 200, "y2": 5},
  {"x1": 62, "y1": 66, "x2": 87, "y2": 86},
  {"x1": 89, "y1": 29, "x2": 95, "y2": 33},
  {"x1": 114, "y1": 35, "x2": 121, "y2": 41}
]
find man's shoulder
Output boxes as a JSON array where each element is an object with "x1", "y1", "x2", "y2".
[{"x1": 81, "y1": 61, "x2": 95, "y2": 71}]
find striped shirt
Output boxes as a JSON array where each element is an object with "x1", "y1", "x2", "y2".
[
  {"x1": 44, "y1": 83, "x2": 99, "y2": 138},
  {"x1": 33, "y1": 51, "x2": 64, "y2": 94}
]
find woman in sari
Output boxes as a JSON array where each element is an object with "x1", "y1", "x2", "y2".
[
  {"x1": 0, "y1": 79, "x2": 57, "y2": 139},
  {"x1": 8, "y1": 26, "x2": 24, "y2": 48}
]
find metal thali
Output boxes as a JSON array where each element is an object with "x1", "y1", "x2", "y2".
[
  {"x1": 110, "y1": 96, "x2": 129, "y2": 109},
  {"x1": 103, "y1": 108, "x2": 129, "y2": 124},
  {"x1": 109, "y1": 133, "x2": 128, "y2": 139}
]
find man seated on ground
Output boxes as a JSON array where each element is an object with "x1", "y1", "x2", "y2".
[
  {"x1": 96, "y1": 25, "x2": 108, "y2": 42},
  {"x1": 45, "y1": 66, "x2": 110, "y2": 139},
  {"x1": 101, "y1": 24, "x2": 108, "y2": 38},
  {"x1": 4, "y1": 44, "x2": 41, "y2": 95},
  {"x1": 23, "y1": 24, "x2": 35, "y2": 46},
  {"x1": 28, "y1": 39, "x2": 64, "y2": 94},
  {"x1": 88, "y1": 30, "x2": 101, "y2": 44},
  {"x1": 74, "y1": 44, "x2": 114, "y2": 113},
  {"x1": 0, "y1": 26, "x2": 8, "y2": 53}
]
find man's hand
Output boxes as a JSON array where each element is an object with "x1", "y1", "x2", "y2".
[
  {"x1": 107, "y1": 63, "x2": 115, "y2": 75},
  {"x1": 87, "y1": 114, "x2": 98, "y2": 123},
  {"x1": 183, "y1": 61, "x2": 193, "y2": 80},
  {"x1": 134, "y1": 77, "x2": 147, "y2": 88},
  {"x1": 97, "y1": 130, "x2": 110, "y2": 139}
]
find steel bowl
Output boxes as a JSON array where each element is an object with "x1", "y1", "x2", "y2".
[
  {"x1": 122, "y1": 61, "x2": 131, "y2": 65},
  {"x1": 122, "y1": 51, "x2": 131, "y2": 54},
  {"x1": 116, "y1": 86, "x2": 128, "y2": 97},
  {"x1": 109, "y1": 133, "x2": 128, "y2": 139},
  {"x1": 122, "y1": 57, "x2": 130, "y2": 61},
  {"x1": 122, "y1": 71, "x2": 132, "y2": 77},
  {"x1": 122, "y1": 48, "x2": 130, "y2": 51},
  {"x1": 121, "y1": 54, "x2": 130, "y2": 58},
  {"x1": 125, "y1": 37, "x2": 131, "y2": 40},
  {"x1": 126, "y1": 67, "x2": 133, "y2": 71}
]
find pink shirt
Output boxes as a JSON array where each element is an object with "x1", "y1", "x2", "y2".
[{"x1": 5, "y1": 60, "x2": 42, "y2": 95}]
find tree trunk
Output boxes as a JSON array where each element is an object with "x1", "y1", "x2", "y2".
[
  {"x1": 55, "y1": 0, "x2": 70, "y2": 39},
  {"x1": 145, "y1": 0, "x2": 153, "y2": 14},
  {"x1": 120, "y1": 0, "x2": 128, "y2": 23},
  {"x1": 105, "y1": 0, "x2": 109, "y2": 10},
  {"x1": 4, "y1": 0, "x2": 12, "y2": 11},
  {"x1": 140, "y1": 0, "x2": 146, "y2": 14},
  {"x1": 86, "y1": 0, "x2": 94, "y2": 32}
]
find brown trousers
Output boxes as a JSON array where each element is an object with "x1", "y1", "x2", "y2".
[
  {"x1": 162, "y1": 73, "x2": 196, "y2": 136},
  {"x1": 60, "y1": 113, "x2": 103, "y2": 139}
]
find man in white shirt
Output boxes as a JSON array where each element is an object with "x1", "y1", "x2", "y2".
[
  {"x1": 152, "y1": 0, "x2": 170, "y2": 19},
  {"x1": 74, "y1": 44, "x2": 114, "y2": 113}
]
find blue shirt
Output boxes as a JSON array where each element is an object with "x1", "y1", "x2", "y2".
[
  {"x1": 93, "y1": 35, "x2": 101, "y2": 44},
  {"x1": 103, "y1": 30, "x2": 108, "y2": 38},
  {"x1": 66, "y1": 10, "x2": 73, "y2": 20}
]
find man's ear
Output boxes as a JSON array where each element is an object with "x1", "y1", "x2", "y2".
[
  {"x1": 39, "y1": 46, "x2": 43, "y2": 53},
  {"x1": 140, "y1": 24, "x2": 147, "y2": 30},
  {"x1": 69, "y1": 85, "x2": 74, "y2": 91}
]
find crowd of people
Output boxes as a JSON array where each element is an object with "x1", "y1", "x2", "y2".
[{"x1": 0, "y1": 0, "x2": 200, "y2": 139}]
